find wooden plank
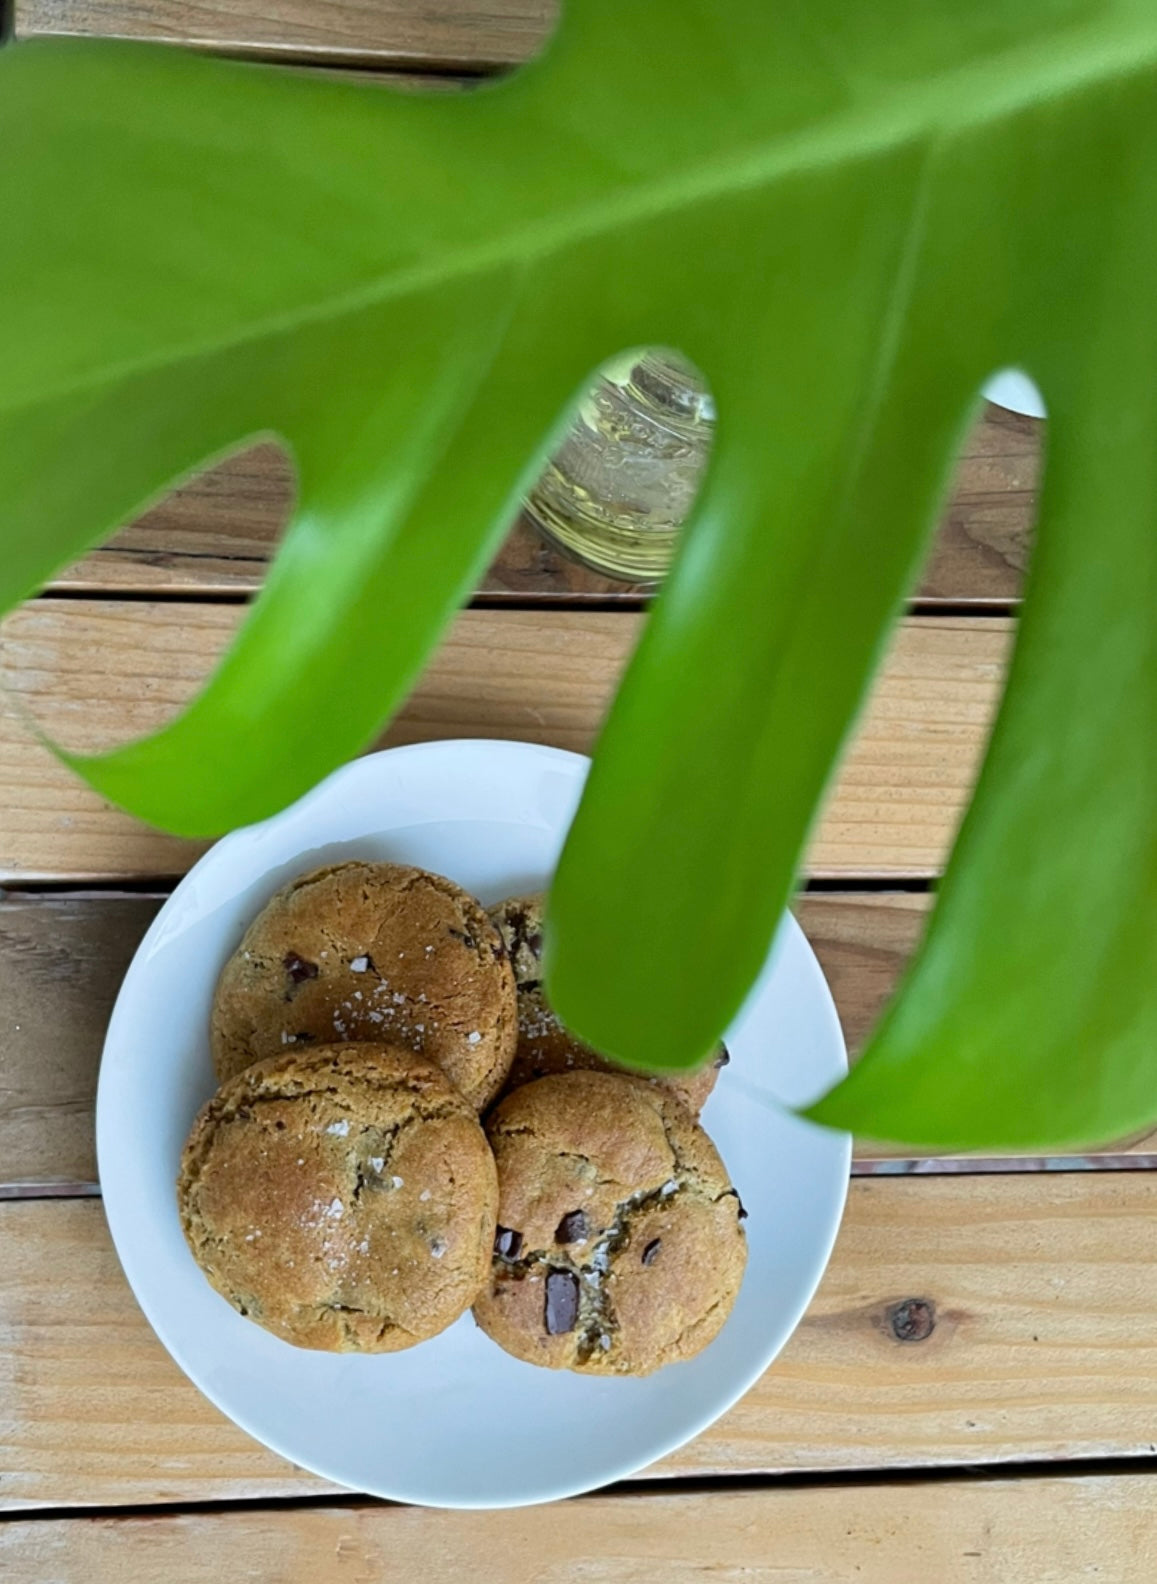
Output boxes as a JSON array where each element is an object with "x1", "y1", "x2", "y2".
[
  {"x1": 51, "y1": 442, "x2": 651, "y2": 601},
  {"x1": 0, "y1": 604, "x2": 1010, "y2": 881},
  {"x1": 2, "y1": 895, "x2": 901, "y2": 1191},
  {"x1": 5, "y1": 1477, "x2": 1157, "y2": 1584},
  {"x1": 795, "y1": 891, "x2": 931, "y2": 1058},
  {"x1": 48, "y1": 405, "x2": 1038, "y2": 603},
  {"x1": 6, "y1": 1173, "x2": 1157, "y2": 1507},
  {"x1": 13, "y1": 1, "x2": 557, "y2": 71},
  {"x1": 4, "y1": 891, "x2": 1150, "y2": 1192},
  {"x1": 921, "y1": 401, "x2": 1037, "y2": 603},
  {"x1": 0, "y1": 894, "x2": 161, "y2": 1193},
  {"x1": 0, "y1": 891, "x2": 932, "y2": 1192}
]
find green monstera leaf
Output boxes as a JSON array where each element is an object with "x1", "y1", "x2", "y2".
[{"x1": 4, "y1": 2, "x2": 1157, "y2": 1149}]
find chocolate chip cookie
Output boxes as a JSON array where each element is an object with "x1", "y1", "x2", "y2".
[
  {"x1": 211, "y1": 861, "x2": 517, "y2": 1110},
  {"x1": 472, "y1": 1071, "x2": 747, "y2": 1375},
  {"x1": 488, "y1": 894, "x2": 728, "y2": 1116},
  {"x1": 179, "y1": 1043, "x2": 499, "y2": 1351}
]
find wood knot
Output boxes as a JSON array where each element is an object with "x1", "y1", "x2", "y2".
[{"x1": 888, "y1": 1297, "x2": 936, "y2": 1343}]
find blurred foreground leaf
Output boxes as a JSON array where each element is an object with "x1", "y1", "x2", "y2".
[{"x1": 3, "y1": 2, "x2": 1157, "y2": 1146}]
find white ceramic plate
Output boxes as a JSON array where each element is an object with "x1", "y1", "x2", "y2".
[
  {"x1": 98, "y1": 740, "x2": 850, "y2": 1509},
  {"x1": 983, "y1": 369, "x2": 1047, "y2": 419}
]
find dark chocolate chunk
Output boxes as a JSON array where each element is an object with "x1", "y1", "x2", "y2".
[
  {"x1": 448, "y1": 927, "x2": 478, "y2": 950},
  {"x1": 736, "y1": 1197, "x2": 748, "y2": 1221},
  {"x1": 283, "y1": 952, "x2": 319, "y2": 988},
  {"x1": 714, "y1": 1044, "x2": 731, "y2": 1069},
  {"x1": 544, "y1": 1269, "x2": 580, "y2": 1335},
  {"x1": 555, "y1": 1210, "x2": 589, "y2": 1245},
  {"x1": 526, "y1": 929, "x2": 544, "y2": 958},
  {"x1": 494, "y1": 1226, "x2": 524, "y2": 1261},
  {"x1": 641, "y1": 1238, "x2": 662, "y2": 1266}
]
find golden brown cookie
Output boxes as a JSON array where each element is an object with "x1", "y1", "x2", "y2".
[
  {"x1": 473, "y1": 1071, "x2": 747, "y2": 1376},
  {"x1": 211, "y1": 862, "x2": 517, "y2": 1110},
  {"x1": 178, "y1": 1043, "x2": 499, "y2": 1352},
  {"x1": 488, "y1": 894, "x2": 727, "y2": 1116}
]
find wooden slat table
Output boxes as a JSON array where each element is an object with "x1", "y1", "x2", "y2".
[{"x1": 4, "y1": 8, "x2": 1148, "y2": 1581}]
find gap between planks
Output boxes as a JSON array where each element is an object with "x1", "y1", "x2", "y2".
[
  {"x1": 3, "y1": 1475, "x2": 1157, "y2": 1582},
  {"x1": 6, "y1": 1173, "x2": 1157, "y2": 1509}
]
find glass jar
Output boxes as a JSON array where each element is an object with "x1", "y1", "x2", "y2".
[{"x1": 524, "y1": 350, "x2": 714, "y2": 581}]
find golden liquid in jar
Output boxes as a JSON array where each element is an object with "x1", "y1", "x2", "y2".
[{"x1": 525, "y1": 352, "x2": 714, "y2": 581}]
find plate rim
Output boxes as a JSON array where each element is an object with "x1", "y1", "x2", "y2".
[{"x1": 96, "y1": 737, "x2": 851, "y2": 1508}]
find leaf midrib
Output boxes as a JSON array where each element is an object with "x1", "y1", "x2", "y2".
[{"x1": 8, "y1": 7, "x2": 1156, "y2": 424}]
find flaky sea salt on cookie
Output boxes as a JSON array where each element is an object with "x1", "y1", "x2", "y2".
[
  {"x1": 178, "y1": 1044, "x2": 498, "y2": 1351},
  {"x1": 211, "y1": 861, "x2": 517, "y2": 1109}
]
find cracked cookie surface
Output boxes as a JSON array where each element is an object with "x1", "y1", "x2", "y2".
[
  {"x1": 211, "y1": 861, "x2": 517, "y2": 1109},
  {"x1": 487, "y1": 894, "x2": 727, "y2": 1116},
  {"x1": 472, "y1": 1071, "x2": 746, "y2": 1375},
  {"x1": 179, "y1": 1043, "x2": 499, "y2": 1352}
]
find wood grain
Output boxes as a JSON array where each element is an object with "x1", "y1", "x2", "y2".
[
  {"x1": 6, "y1": 1476, "x2": 1157, "y2": 1584},
  {"x1": 6, "y1": 1174, "x2": 1157, "y2": 1507},
  {"x1": 49, "y1": 405, "x2": 1039, "y2": 603},
  {"x1": 0, "y1": 604, "x2": 1010, "y2": 881},
  {"x1": 922, "y1": 402, "x2": 1038, "y2": 603},
  {"x1": 0, "y1": 894, "x2": 161, "y2": 1192},
  {"x1": 2, "y1": 891, "x2": 1150, "y2": 1193},
  {"x1": 14, "y1": 0, "x2": 558, "y2": 71},
  {"x1": 51, "y1": 441, "x2": 653, "y2": 601},
  {"x1": 0, "y1": 891, "x2": 927, "y2": 1192}
]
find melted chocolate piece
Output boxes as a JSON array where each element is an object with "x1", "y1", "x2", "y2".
[
  {"x1": 448, "y1": 927, "x2": 478, "y2": 950},
  {"x1": 283, "y1": 953, "x2": 319, "y2": 988},
  {"x1": 494, "y1": 1226, "x2": 523, "y2": 1261},
  {"x1": 714, "y1": 1044, "x2": 731, "y2": 1068},
  {"x1": 504, "y1": 907, "x2": 544, "y2": 972},
  {"x1": 555, "y1": 1210, "x2": 589, "y2": 1245},
  {"x1": 641, "y1": 1238, "x2": 662, "y2": 1266},
  {"x1": 544, "y1": 1269, "x2": 580, "y2": 1335}
]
